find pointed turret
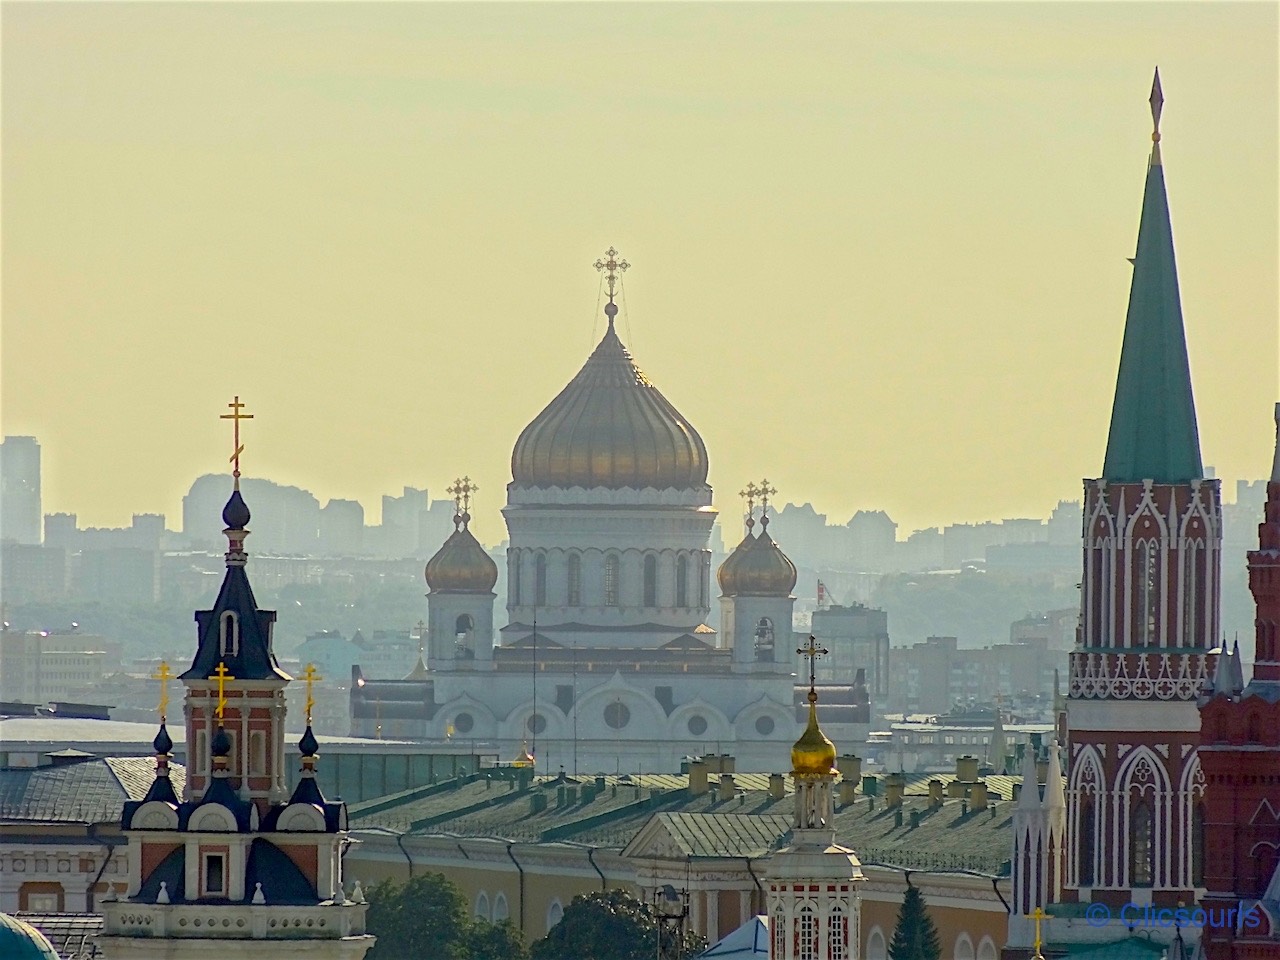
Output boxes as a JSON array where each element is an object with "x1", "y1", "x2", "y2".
[
  {"x1": 1101, "y1": 68, "x2": 1204, "y2": 484},
  {"x1": 1017, "y1": 743, "x2": 1041, "y2": 810},
  {"x1": 1043, "y1": 739, "x2": 1066, "y2": 811}
]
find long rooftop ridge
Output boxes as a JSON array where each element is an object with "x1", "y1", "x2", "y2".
[{"x1": 1101, "y1": 67, "x2": 1204, "y2": 485}]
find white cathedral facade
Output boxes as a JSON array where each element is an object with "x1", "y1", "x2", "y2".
[{"x1": 354, "y1": 251, "x2": 805, "y2": 773}]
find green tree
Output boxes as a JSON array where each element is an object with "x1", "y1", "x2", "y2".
[
  {"x1": 469, "y1": 918, "x2": 530, "y2": 960},
  {"x1": 531, "y1": 889, "x2": 704, "y2": 960},
  {"x1": 364, "y1": 872, "x2": 530, "y2": 960},
  {"x1": 888, "y1": 884, "x2": 942, "y2": 960}
]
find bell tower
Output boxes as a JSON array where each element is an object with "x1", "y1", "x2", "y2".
[{"x1": 1064, "y1": 72, "x2": 1217, "y2": 909}]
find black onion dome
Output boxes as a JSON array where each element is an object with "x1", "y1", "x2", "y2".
[
  {"x1": 425, "y1": 523, "x2": 499, "y2": 593},
  {"x1": 718, "y1": 531, "x2": 797, "y2": 597},
  {"x1": 299, "y1": 725, "x2": 319, "y2": 757},
  {"x1": 211, "y1": 725, "x2": 231, "y2": 757},
  {"x1": 153, "y1": 722, "x2": 173, "y2": 755},
  {"x1": 222, "y1": 488, "x2": 251, "y2": 529},
  {"x1": 511, "y1": 324, "x2": 709, "y2": 490}
]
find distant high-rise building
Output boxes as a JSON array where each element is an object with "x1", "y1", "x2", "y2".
[
  {"x1": 319, "y1": 498, "x2": 364, "y2": 556},
  {"x1": 0, "y1": 436, "x2": 41, "y2": 544}
]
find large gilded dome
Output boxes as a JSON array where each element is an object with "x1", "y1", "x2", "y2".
[{"x1": 511, "y1": 320, "x2": 709, "y2": 490}]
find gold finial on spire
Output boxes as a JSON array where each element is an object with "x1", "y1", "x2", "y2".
[
  {"x1": 1027, "y1": 906, "x2": 1049, "y2": 960},
  {"x1": 302, "y1": 662, "x2": 322, "y2": 727},
  {"x1": 797, "y1": 635, "x2": 828, "y2": 704},
  {"x1": 758, "y1": 479, "x2": 777, "y2": 531},
  {"x1": 593, "y1": 246, "x2": 630, "y2": 306},
  {"x1": 211, "y1": 661, "x2": 235, "y2": 721},
  {"x1": 739, "y1": 481, "x2": 759, "y2": 534},
  {"x1": 447, "y1": 477, "x2": 477, "y2": 529},
  {"x1": 1149, "y1": 67, "x2": 1164, "y2": 166},
  {"x1": 220, "y1": 395, "x2": 254, "y2": 489},
  {"x1": 151, "y1": 661, "x2": 173, "y2": 723}
]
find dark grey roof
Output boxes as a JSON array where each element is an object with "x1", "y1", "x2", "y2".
[{"x1": 0, "y1": 758, "x2": 187, "y2": 824}]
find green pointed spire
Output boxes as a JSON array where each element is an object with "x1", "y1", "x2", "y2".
[{"x1": 1101, "y1": 70, "x2": 1203, "y2": 484}]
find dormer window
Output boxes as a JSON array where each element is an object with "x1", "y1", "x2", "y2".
[
  {"x1": 204, "y1": 852, "x2": 226, "y2": 896},
  {"x1": 220, "y1": 612, "x2": 239, "y2": 657}
]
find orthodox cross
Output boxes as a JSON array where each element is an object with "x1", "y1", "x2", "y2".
[
  {"x1": 448, "y1": 477, "x2": 476, "y2": 514},
  {"x1": 302, "y1": 663, "x2": 322, "y2": 727},
  {"x1": 797, "y1": 635, "x2": 828, "y2": 700},
  {"x1": 210, "y1": 661, "x2": 235, "y2": 721},
  {"x1": 220, "y1": 395, "x2": 254, "y2": 488},
  {"x1": 739, "y1": 481, "x2": 759, "y2": 533},
  {"x1": 593, "y1": 246, "x2": 630, "y2": 303},
  {"x1": 1026, "y1": 906, "x2": 1048, "y2": 958},
  {"x1": 416, "y1": 619, "x2": 427, "y2": 654},
  {"x1": 758, "y1": 479, "x2": 777, "y2": 529},
  {"x1": 151, "y1": 661, "x2": 173, "y2": 723}
]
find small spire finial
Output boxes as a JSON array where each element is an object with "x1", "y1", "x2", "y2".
[
  {"x1": 758, "y1": 479, "x2": 777, "y2": 531},
  {"x1": 1149, "y1": 68, "x2": 1164, "y2": 166},
  {"x1": 797, "y1": 635, "x2": 828, "y2": 704},
  {"x1": 302, "y1": 662, "x2": 322, "y2": 727},
  {"x1": 739, "y1": 482, "x2": 759, "y2": 534},
  {"x1": 220, "y1": 395, "x2": 254, "y2": 490},
  {"x1": 593, "y1": 246, "x2": 630, "y2": 324},
  {"x1": 210, "y1": 661, "x2": 235, "y2": 721}
]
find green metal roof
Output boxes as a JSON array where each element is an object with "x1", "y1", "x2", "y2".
[{"x1": 1101, "y1": 153, "x2": 1203, "y2": 484}]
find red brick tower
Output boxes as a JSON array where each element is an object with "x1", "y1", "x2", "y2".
[
  {"x1": 1063, "y1": 71, "x2": 1218, "y2": 910},
  {"x1": 1197, "y1": 404, "x2": 1280, "y2": 959}
]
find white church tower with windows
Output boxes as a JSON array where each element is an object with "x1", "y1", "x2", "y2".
[{"x1": 766, "y1": 639, "x2": 864, "y2": 960}]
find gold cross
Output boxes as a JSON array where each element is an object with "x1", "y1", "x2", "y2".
[
  {"x1": 210, "y1": 661, "x2": 235, "y2": 720},
  {"x1": 1027, "y1": 906, "x2": 1048, "y2": 957},
  {"x1": 797, "y1": 635, "x2": 828, "y2": 696},
  {"x1": 447, "y1": 477, "x2": 477, "y2": 516},
  {"x1": 739, "y1": 482, "x2": 759, "y2": 533},
  {"x1": 593, "y1": 246, "x2": 630, "y2": 303},
  {"x1": 150, "y1": 661, "x2": 173, "y2": 722},
  {"x1": 758, "y1": 479, "x2": 777, "y2": 514},
  {"x1": 220, "y1": 395, "x2": 254, "y2": 487},
  {"x1": 302, "y1": 662, "x2": 322, "y2": 727}
]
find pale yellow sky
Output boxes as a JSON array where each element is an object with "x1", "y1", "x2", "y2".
[{"x1": 3, "y1": 3, "x2": 1277, "y2": 546}]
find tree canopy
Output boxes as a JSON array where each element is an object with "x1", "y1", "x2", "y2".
[
  {"x1": 531, "y1": 889, "x2": 704, "y2": 960},
  {"x1": 364, "y1": 872, "x2": 529, "y2": 960},
  {"x1": 888, "y1": 884, "x2": 942, "y2": 960}
]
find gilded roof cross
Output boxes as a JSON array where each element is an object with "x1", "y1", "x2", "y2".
[
  {"x1": 447, "y1": 477, "x2": 477, "y2": 529},
  {"x1": 151, "y1": 661, "x2": 173, "y2": 723},
  {"x1": 210, "y1": 661, "x2": 235, "y2": 721},
  {"x1": 302, "y1": 662, "x2": 322, "y2": 727},
  {"x1": 1026, "y1": 906, "x2": 1048, "y2": 959},
  {"x1": 220, "y1": 395, "x2": 254, "y2": 488},
  {"x1": 797, "y1": 635, "x2": 828, "y2": 701},
  {"x1": 594, "y1": 246, "x2": 630, "y2": 303},
  {"x1": 758, "y1": 479, "x2": 777, "y2": 529},
  {"x1": 739, "y1": 482, "x2": 759, "y2": 533}
]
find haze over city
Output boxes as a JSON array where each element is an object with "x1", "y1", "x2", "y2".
[{"x1": 4, "y1": 3, "x2": 1277, "y2": 547}]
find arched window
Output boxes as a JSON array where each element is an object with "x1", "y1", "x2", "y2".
[
  {"x1": 510, "y1": 552, "x2": 521, "y2": 606},
  {"x1": 220, "y1": 611, "x2": 239, "y2": 657},
  {"x1": 977, "y1": 937, "x2": 998, "y2": 960},
  {"x1": 1137, "y1": 539, "x2": 1159, "y2": 645},
  {"x1": 676, "y1": 555, "x2": 688, "y2": 608},
  {"x1": 953, "y1": 934, "x2": 976, "y2": 960},
  {"x1": 1183, "y1": 541, "x2": 1200, "y2": 646},
  {"x1": 1192, "y1": 802, "x2": 1205, "y2": 886},
  {"x1": 567, "y1": 554, "x2": 582, "y2": 606},
  {"x1": 699, "y1": 554, "x2": 709, "y2": 608},
  {"x1": 755, "y1": 618, "x2": 775, "y2": 661},
  {"x1": 1079, "y1": 799, "x2": 1096, "y2": 886},
  {"x1": 644, "y1": 555, "x2": 658, "y2": 606},
  {"x1": 493, "y1": 892, "x2": 509, "y2": 923},
  {"x1": 1131, "y1": 801, "x2": 1154, "y2": 887},
  {"x1": 828, "y1": 905, "x2": 848, "y2": 960},
  {"x1": 772, "y1": 907, "x2": 786, "y2": 960},
  {"x1": 796, "y1": 904, "x2": 818, "y2": 960},
  {"x1": 535, "y1": 554, "x2": 547, "y2": 606},
  {"x1": 546, "y1": 899, "x2": 564, "y2": 933},
  {"x1": 455, "y1": 614, "x2": 475, "y2": 659},
  {"x1": 866, "y1": 927, "x2": 888, "y2": 960},
  {"x1": 475, "y1": 891, "x2": 490, "y2": 922},
  {"x1": 604, "y1": 555, "x2": 620, "y2": 607}
]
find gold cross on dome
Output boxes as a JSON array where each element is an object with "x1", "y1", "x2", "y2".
[
  {"x1": 739, "y1": 482, "x2": 759, "y2": 532},
  {"x1": 447, "y1": 477, "x2": 477, "y2": 514},
  {"x1": 302, "y1": 662, "x2": 322, "y2": 727},
  {"x1": 220, "y1": 395, "x2": 254, "y2": 487},
  {"x1": 593, "y1": 246, "x2": 630, "y2": 303},
  {"x1": 210, "y1": 661, "x2": 235, "y2": 720},
  {"x1": 797, "y1": 635, "x2": 828, "y2": 696},
  {"x1": 151, "y1": 661, "x2": 174, "y2": 722},
  {"x1": 1026, "y1": 906, "x2": 1048, "y2": 957}
]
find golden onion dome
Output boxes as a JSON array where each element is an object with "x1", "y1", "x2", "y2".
[
  {"x1": 511, "y1": 321, "x2": 709, "y2": 490},
  {"x1": 718, "y1": 527, "x2": 797, "y2": 597},
  {"x1": 791, "y1": 699, "x2": 837, "y2": 777},
  {"x1": 424, "y1": 516, "x2": 498, "y2": 594}
]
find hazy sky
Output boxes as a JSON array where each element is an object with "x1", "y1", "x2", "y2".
[{"x1": 4, "y1": 3, "x2": 1277, "y2": 546}]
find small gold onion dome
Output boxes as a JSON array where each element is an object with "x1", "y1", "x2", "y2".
[
  {"x1": 718, "y1": 530, "x2": 797, "y2": 597},
  {"x1": 791, "y1": 698, "x2": 837, "y2": 777},
  {"x1": 424, "y1": 515, "x2": 498, "y2": 593},
  {"x1": 511, "y1": 323, "x2": 709, "y2": 490}
]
